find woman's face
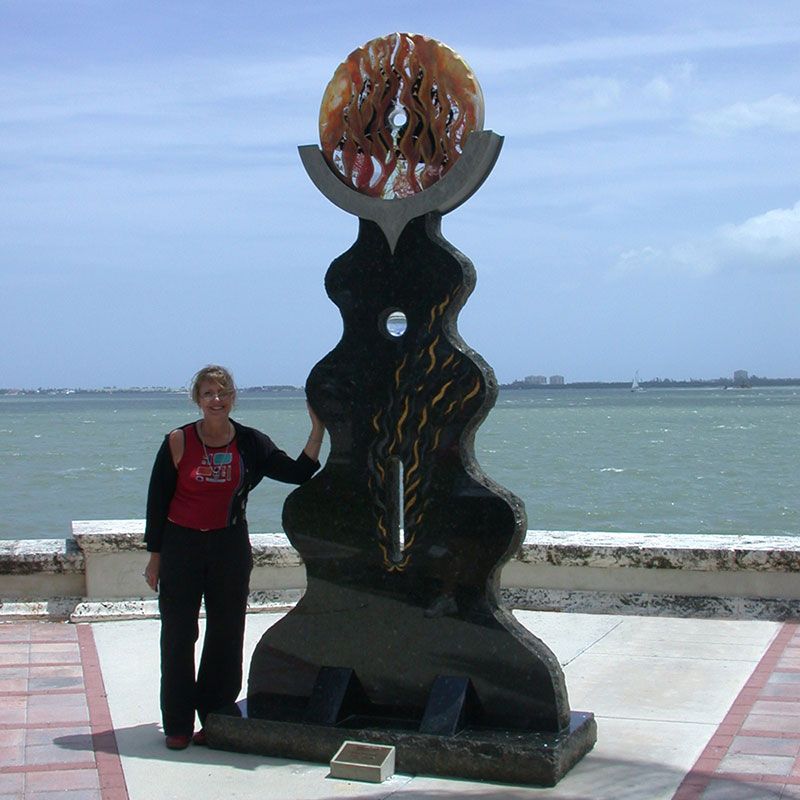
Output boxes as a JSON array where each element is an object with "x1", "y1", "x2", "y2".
[{"x1": 197, "y1": 380, "x2": 235, "y2": 420}]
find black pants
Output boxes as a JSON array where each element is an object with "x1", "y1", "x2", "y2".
[{"x1": 158, "y1": 522, "x2": 252, "y2": 736}]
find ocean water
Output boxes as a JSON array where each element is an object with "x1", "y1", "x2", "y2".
[{"x1": 1, "y1": 387, "x2": 798, "y2": 540}]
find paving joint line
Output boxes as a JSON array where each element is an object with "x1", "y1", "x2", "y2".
[
  {"x1": 0, "y1": 762, "x2": 97, "y2": 775},
  {"x1": 0, "y1": 688, "x2": 86, "y2": 697},
  {"x1": 561, "y1": 618, "x2": 625, "y2": 666},
  {"x1": 0, "y1": 722, "x2": 93, "y2": 730}
]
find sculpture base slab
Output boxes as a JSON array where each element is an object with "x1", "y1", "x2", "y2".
[{"x1": 205, "y1": 708, "x2": 596, "y2": 787}]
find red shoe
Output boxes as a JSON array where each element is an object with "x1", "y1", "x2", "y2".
[
  {"x1": 165, "y1": 734, "x2": 192, "y2": 750},
  {"x1": 192, "y1": 729, "x2": 207, "y2": 746}
]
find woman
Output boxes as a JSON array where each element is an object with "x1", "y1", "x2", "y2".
[{"x1": 144, "y1": 365, "x2": 324, "y2": 750}]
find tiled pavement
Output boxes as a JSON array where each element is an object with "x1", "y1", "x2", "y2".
[
  {"x1": 3, "y1": 619, "x2": 800, "y2": 799},
  {"x1": 0, "y1": 623, "x2": 127, "y2": 800},
  {"x1": 674, "y1": 623, "x2": 800, "y2": 800}
]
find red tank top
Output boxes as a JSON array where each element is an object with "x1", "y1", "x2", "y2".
[{"x1": 167, "y1": 423, "x2": 243, "y2": 531}]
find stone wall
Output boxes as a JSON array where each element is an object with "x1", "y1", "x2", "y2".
[{"x1": 1, "y1": 520, "x2": 798, "y2": 622}]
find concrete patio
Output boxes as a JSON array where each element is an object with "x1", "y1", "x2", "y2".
[{"x1": 3, "y1": 610, "x2": 800, "y2": 799}]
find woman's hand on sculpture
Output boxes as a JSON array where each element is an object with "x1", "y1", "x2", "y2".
[
  {"x1": 307, "y1": 403, "x2": 325, "y2": 437},
  {"x1": 304, "y1": 402, "x2": 325, "y2": 459}
]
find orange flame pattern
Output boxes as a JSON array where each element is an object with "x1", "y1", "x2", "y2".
[
  {"x1": 366, "y1": 296, "x2": 484, "y2": 572},
  {"x1": 319, "y1": 33, "x2": 484, "y2": 199}
]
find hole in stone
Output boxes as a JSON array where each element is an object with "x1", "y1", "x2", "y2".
[
  {"x1": 389, "y1": 107, "x2": 408, "y2": 131},
  {"x1": 385, "y1": 310, "x2": 407, "y2": 338}
]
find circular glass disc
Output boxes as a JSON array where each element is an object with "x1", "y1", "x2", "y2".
[{"x1": 319, "y1": 33, "x2": 484, "y2": 200}]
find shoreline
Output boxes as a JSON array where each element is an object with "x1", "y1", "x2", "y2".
[
  {"x1": 3, "y1": 379, "x2": 800, "y2": 397},
  {"x1": 501, "y1": 378, "x2": 800, "y2": 390}
]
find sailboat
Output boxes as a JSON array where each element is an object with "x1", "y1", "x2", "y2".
[{"x1": 631, "y1": 370, "x2": 644, "y2": 392}]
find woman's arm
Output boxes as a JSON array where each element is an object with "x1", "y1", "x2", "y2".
[
  {"x1": 144, "y1": 433, "x2": 179, "y2": 553},
  {"x1": 143, "y1": 428, "x2": 183, "y2": 591},
  {"x1": 302, "y1": 403, "x2": 325, "y2": 462},
  {"x1": 168, "y1": 428, "x2": 185, "y2": 467}
]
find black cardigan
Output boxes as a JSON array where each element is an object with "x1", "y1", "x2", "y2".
[{"x1": 144, "y1": 418, "x2": 319, "y2": 552}]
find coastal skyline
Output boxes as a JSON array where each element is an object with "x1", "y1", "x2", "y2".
[
  {"x1": 3, "y1": 1, "x2": 800, "y2": 388},
  {"x1": 4, "y1": 370, "x2": 799, "y2": 395}
]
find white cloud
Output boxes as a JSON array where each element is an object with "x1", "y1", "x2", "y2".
[
  {"x1": 694, "y1": 94, "x2": 800, "y2": 134},
  {"x1": 643, "y1": 76, "x2": 673, "y2": 103},
  {"x1": 613, "y1": 242, "x2": 718, "y2": 277},
  {"x1": 719, "y1": 203, "x2": 800, "y2": 260},
  {"x1": 498, "y1": 68, "x2": 685, "y2": 138},
  {"x1": 468, "y1": 27, "x2": 800, "y2": 75},
  {"x1": 0, "y1": 54, "x2": 335, "y2": 165},
  {"x1": 0, "y1": 54, "x2": 333, "y2": 123},
  {"x1": 612, "y1": 201, "x2": 800, "y2": 276},
  {"x1": 493, "y1": 59, "x2": 696, "y2": 139},
  {"x1": 566, "y1": 77, "x2": 624, "y2": 110},
  {"x1": 643, "y1": 62, "x2": 695, "y2": 104}
]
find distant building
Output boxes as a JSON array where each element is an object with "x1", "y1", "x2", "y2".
[
  {"x1": 733, "y1": 370, "x2": 749, "y2": 387},
  {"x1": 549, "y1": 375, "x2": 565, "y2": 385},
  {"x1": 524, "y1": 375, "x2": 547, "y2": 385}
]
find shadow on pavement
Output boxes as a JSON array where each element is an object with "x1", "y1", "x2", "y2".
[
  {"x1": 52, "y1": 730, "x2": 786, "y2": 799},
  {"x1": 55, "y1": 723, "x2": 292, "y2": 771}
]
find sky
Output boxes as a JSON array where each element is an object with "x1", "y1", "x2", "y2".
[{"x1": 2, "y1": 1, "x2": 800, "y2": 389}]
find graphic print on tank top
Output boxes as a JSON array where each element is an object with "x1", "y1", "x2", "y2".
[{"x1": 194, "y1": 450, "x2": 234, "y2": 483}]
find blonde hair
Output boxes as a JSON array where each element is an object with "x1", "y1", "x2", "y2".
[{"x1": 190, "y1": 365, "x2": 236, "y2": 405}]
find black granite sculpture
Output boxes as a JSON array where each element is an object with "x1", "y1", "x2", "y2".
[{"x1": 207, "y1": 33, "x2": 596, "y2": 785}]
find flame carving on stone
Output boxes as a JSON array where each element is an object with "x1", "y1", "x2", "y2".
[{"x1": 319, "y1": 32, "x2": 484, "y2": 199}]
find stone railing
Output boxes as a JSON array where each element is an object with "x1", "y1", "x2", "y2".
[{"x1": 1, "y1": 521, "x2": 799, "y2": 622}]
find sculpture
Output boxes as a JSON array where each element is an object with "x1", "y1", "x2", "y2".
[{"x1": 208, "y1": 33, "x2": 596, "y2": 785}]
